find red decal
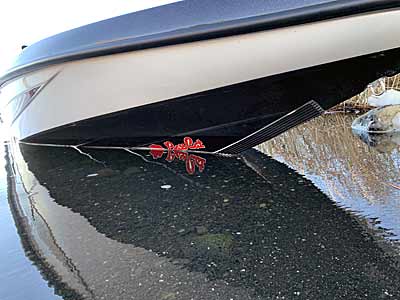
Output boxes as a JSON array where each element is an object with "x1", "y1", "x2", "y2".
[
  {"x1": 183, "y1": 137, "x2": 194, "y2": 148},
  {"x1": 163, "y1": 141, "x2": 175, "y2": 150},
  {"x1": 185, "y1": 155, "x2": 196, "y2": 175},
  {"x1": 175, "y1": 150, "x2": 188, "y2": 161},
  {"x1": 174, "y1": 142, "x2": 188, "y2": 151},
  {"x1": 165, "y1": 148, "x2": 176, "y2": 162},
  {"x1": 190, "y1": 139, "x2": 206, "y2": 149},
  {"x1": 148, "y1": 137, "x2": 206, "y2": 174},
  {"x1": 149, "y1": 144, "x2": 165, "y2": 159},
  {"x1": 192, "y1": 155, "x2": 206, "y2": 172}
]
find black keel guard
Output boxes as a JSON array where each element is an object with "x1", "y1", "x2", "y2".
[{"x1": 215, "y1": 101, "x2": 325, "y2": 154}]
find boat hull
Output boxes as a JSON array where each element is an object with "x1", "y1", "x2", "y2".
[{"x1": 1, "y1": 9, "x2": 400, "y2": 147}]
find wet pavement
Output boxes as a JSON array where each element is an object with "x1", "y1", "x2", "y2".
[{"x1": 2, "y1": 129, "x2": 400, "y2": 299}]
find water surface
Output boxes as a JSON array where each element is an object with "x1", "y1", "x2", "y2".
[
  {"x1": 259, "y1": 113, "x2": 400, "y2": 241},
  {"x1": 0, "y1": 143, "x2": 62, "y2": 300},
  {"x1": 2, "y1": 138, "x2": 400, "y2": 299}
]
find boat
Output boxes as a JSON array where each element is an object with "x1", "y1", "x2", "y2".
[{"x1": 1, "y1": 0, "x2": 400, "y2": 150}]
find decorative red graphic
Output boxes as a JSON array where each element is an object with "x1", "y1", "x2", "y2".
[
  {"x1": 149, "y1": 137, "x2": 206, "y2": 175},
  {"x1": 164, "y1": 137, "x2": 205, "y2": 151},
  {"x1": 149, "y1": 144, "x2": 165, "y2": 159}
]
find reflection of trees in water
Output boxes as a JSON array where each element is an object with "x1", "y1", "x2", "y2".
[
  {"x1": 259, "y1": 114, "x2": 400, "y2": 205},
  {"x1": 20, "y1": 145, "x2": 400, "y2": 299}
]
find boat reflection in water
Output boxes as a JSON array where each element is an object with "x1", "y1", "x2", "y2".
[{"x1": 6, "y1": 141, "x2": 400, "y2": 299}]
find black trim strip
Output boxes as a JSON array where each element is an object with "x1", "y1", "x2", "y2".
[
  {"x1": 1, "y1": 0, "x2": 399, "y2": 86},
  {"x1": 216, "y1": 101, "x2": 325, "y2": 154}
]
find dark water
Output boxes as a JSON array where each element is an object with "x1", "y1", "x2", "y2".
[{"x1": 1, "y1": 139, "x2": 400, "y2": 299}]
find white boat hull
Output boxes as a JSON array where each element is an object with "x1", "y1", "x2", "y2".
[{"x1": 1, "y1": 8, "x2": 400, "y2": 146}]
